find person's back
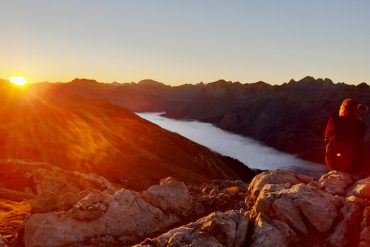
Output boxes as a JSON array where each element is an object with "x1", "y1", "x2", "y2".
[{"x1": 325, "y1": 99, "x2": 368, "y2": 174}]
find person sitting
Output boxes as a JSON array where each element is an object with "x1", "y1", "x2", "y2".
[{"x1": 324, "y1": 99, "x2": 368, "y2": 174}]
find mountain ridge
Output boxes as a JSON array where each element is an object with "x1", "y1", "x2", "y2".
[
  {"x1": 27, "y1": 76, "x2": 369, "y2": 163},
  {"x1": 0, "y1": 83, "x2": 255, "y2": 191}
]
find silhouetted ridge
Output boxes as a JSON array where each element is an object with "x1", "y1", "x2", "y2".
[
  {"x1": 70, "y1": 78, "x2": 99, "y2": 85},
  {"x1": 138, "y1": 79, "x2": 166, "y2": 87},
  {"x1": 30, "y1": 76, "x2": 370, "y2": 164}
]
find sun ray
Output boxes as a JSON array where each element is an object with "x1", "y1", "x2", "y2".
[{"x1": 9, "y1": 76, "x2": 27, "y2": 86}]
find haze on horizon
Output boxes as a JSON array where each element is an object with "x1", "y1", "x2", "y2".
[{"x1": 1, "y1": 0, "x2": 370, "y2": 85}]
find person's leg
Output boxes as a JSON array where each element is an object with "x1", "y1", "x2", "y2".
[{"x1": 357, "y1": 142, "x2": 370, "y2": 178}]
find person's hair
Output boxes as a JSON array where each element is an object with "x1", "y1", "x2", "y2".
[
  {"x1": 357, "y1": 104, "x2": 369, "y2": 114},
  {"x1": 339, "y1": 99, "x2": 359, "y2": 117}
]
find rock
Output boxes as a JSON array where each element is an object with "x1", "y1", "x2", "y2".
[
  {"x1": 136, "y1": 210, "x2": 249, "y2": 247},
  {"x1": 360, "y1": 207, "x2": 370, "y2": 247},
  {"x1": 327, "y1": 197, "x2": 362, "y2": 247},
  {"x1": 31, "y1": 190, "x2": 89, "y2": 213},
  {"x1": 247, "y1": 169, "x2": 314, "y2": 202},
  {"x1": 24, "y1": 177, "x2": 193, "y2": 247},
  {"x1": 347, "y1": 178, "x2": 370, "y2": 199},
  {"x1": 68, "y1": 192, "x2": 108, "y2": 221},
  {"x1": 314, "y1": 170, "x2": 355, "y2": 196},
  {"x1": 200, "y1": 211, "x2": 248, "y2": 247},
  {"x1": 142, "y1": 177, "x2": 192, "y2": 217},
  {"x1": 0, "y1": 159, "x2": 118, "y2": 197},
  {"x1": 251, "y1": 214, "x2": 297, "y2": 247},
  {"x1": 18, "y1": 169, "x2": 370, "y2": 246},
  {"x1": 251, "y1": 181, "x2": 340, "y2": 234},
  {"x1": 291, "y1": 184, "x2": 340, "y2": 232},
  {"x1": 190, "y1": 180, "x2": 248, "y2": 217}
]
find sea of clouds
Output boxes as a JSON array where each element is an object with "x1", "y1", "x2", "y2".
[{"x1": 137, "y1": 112, "x2": 326, "y2": 178}]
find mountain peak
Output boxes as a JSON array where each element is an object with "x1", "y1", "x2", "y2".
[
  {"x1": 138, "y1": 79, "x2": 165, "y2": 86},
  {"x1": 297, "y1": 76, "x2": 316, "y2": 83},
  {"x1": 287, "y1": 76, "x2": 335, "y2": 88},
  {"x1": 208, "y1": 79, "x2": 231, "y2": 87},
  {"x1": 70, "y1": 78, "x2": 99, "y2": 85}
]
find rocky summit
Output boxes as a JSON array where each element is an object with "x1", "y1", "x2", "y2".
[{"x1": 3, "y1": 166, "x2": 370, "y2": 246}]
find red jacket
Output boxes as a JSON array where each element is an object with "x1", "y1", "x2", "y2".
[{"x1": 325, "y1": 115, "x2": 367, "y2": 173}]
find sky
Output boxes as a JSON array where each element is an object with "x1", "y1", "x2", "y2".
[{"x1": 1, "y1": 0, "x2": 370, "y2": 85}]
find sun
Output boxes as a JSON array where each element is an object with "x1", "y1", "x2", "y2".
[{"x1": 9, "y1": 76, "x2": 27, "y2": 86}]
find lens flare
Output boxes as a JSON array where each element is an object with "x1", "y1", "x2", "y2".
[{"x1": 9, "y1": 76, "x2": 27, "y2": 86}]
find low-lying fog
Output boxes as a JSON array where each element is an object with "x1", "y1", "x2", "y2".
[{"x1": 137, "y1": 112, "x2": 326, "y2": 177}]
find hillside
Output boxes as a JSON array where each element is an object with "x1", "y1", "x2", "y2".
[
  {"x1": 0, "y1": 81, "x2": 254, "y2": 190},
  {"x1": 37, "y1": 77, "x2": 370, "y2": 163}
]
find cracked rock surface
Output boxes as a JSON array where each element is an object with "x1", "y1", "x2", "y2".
[{"x1": 6, "y1": 168, "x2": 370, "y2": 246}]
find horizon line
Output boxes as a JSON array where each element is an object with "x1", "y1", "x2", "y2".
[{"x1": 1, "y1": 75, "x2": 367, "y2": 87}]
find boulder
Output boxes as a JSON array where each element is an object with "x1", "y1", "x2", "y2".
[
  {"x1": 136, "y1": 210, "x2": 249, "y2": 247},
  {"x1": 142, "y1": 177, "x2": 192, "y2": 217},
  {"x1": 190, "y1": 180, "x2": 248, "y2": 216},
  {"x1": 251, "y1": 214, "x2": 297, "y2": 247},
  {"x1": 67, "y1": 192, "x2": 108, "y2": 221},
  {"x1": 31, "y1": 190, "x2": 90, "y2": 213},
  {"x1": 24, "y1": 177, "x2": 192, "y2": 247},
  {"x1": 0, "y1": 159, "x2": 118, "y2": 197},
  {"x1": 327, "y1": 197, "x2": 363, "y2": 247},
  {"x1": 247, "y1": 169, "x2": 313, "y2": 202},
  {"x1": 314, "y1": 170, "x2": 355, "y2": 196},
  {"x1": 360, "y1": 207, "x2": 370, "y2": 247},
  {"x1": 251, "y1": 181, "x2": 340, "y2": 234},
  {"x1": 347, "y1": 178, "x2": 370, "y2": 199},
  {"x1": 18, "y1": 169, "x2": 370, "y2": 246}
]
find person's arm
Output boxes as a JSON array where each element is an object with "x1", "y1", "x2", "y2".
[
  {"x1": 360, "y1": 121, "x2": 368, "y2": 139},
  {"x1": 324, "y1": 117, "x2": 336, "y2": 143}
]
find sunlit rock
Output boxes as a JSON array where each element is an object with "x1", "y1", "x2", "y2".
[
  {"x1": 142, "y1": 177, "x2": 192, "y2": 217},
  {"x1": 347, "y1": 178, "x2": 370, "y2": 199},
  {"x1": 136, "y1": 210, "x2": 249, "y2": 247},
  {"x1": 251, "y1": 214, "x2": 297, "y2": 247},
  {"x1": 247, "y1": 169, "x2": 313, "y2": 202},
  {"x1": 24, "y1": 178, "x2": 192, "y2": 247},
  {"x1": 314, "y1": 170, "x2": 355, "y2": 196}
]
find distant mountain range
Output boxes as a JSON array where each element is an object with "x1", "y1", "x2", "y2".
[
  {"x1": 31, "y1": 76, "x2": 370, "y2": 163},
  {"x1": 0, "y1": 80, "x2": 254, "y2": 190}
]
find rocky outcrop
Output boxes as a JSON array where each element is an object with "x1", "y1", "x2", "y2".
[
  {"x1": 0, "y1": 159, "x2": 120, "y2": 246},
  {"x1": 247, "y1": 169, "x2": 314, "y2": 202},
  {"x1": 0, "y1": 159, "x2": 118, "y2": 197},
  {"x1": 251, "y1": 213, "x2": 297, "y2": 247},
  {"x1": 246, "y1": 169, "x2": 370, "y2": 246},
  {"x1": 190, "y1": 180, "x2": 248, "y2": 217},
  {"x1": 24, "y1": 178, "x2": 192, "y2": 247},
  {"x1": 137, "y1": 169, "x2": 370, "y2": 247},
  {"x1": 0, "y1": 159, "x2": 119, "y2": 215},
  {"x1": 142, "y1": 177, "x2": 192, "y2": 217},
  {"x1": 136, "y1": 210, "x2": 249, "y2": 247},
  {"x1": 10, "y1": 169, "x2": 370, "y2": 246}
]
